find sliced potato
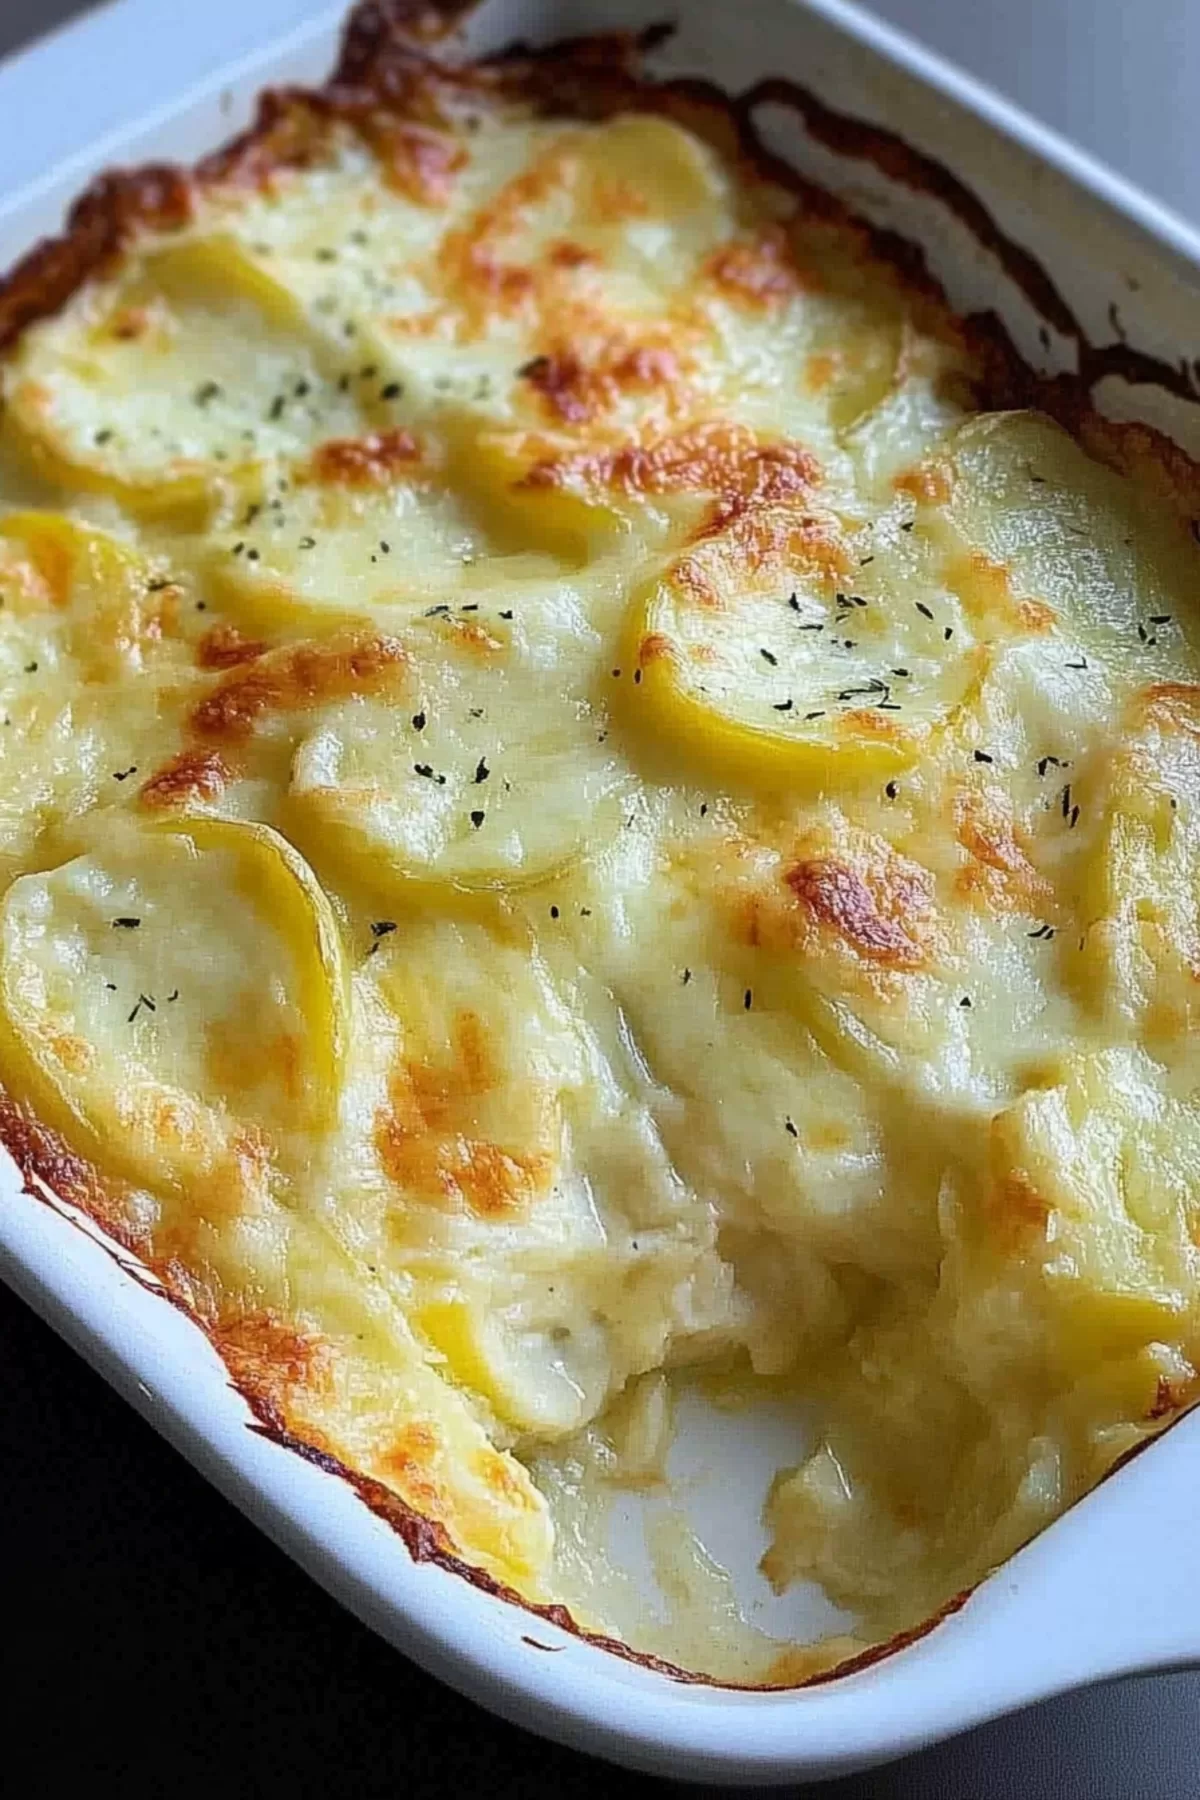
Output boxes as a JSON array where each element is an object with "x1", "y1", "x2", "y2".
[
  {"x1": 0, "y1": 508, "x2": 194, "y2": 681},
  {"x1": 289, "y1": 597, "x2": 631, "y2": 891},
  {"x1": 3, "y1": 235, "x2": 364, "y2": 510},
  {"x1": 418, "y1": 1297, "x2": 609, "y2": 1437},
  {"x1": 369, "y1": 912, "x2": 617, "y2": 1436},
  {"x1": 976, "y1": 1048, "x2": 1198, "y2": 1372},
  {"x1": 940, "y1": 410, "x2": 1200, "y2": 666},
  {"x1": 1069, "y1": 683, "x2": 1200, "y2": 1045},
  {"x1": 620, "y1": 499, "x2": 982, "y2": 787},
  {"x1": 203, "y1": 449, "x2": 564, "y2": 635},
  {"x1": 0, "y1": 815, "x2": 347, "y2": 1193},
  {"x1": 0, "y1": 514, "x2": 201, "y2": 869}
]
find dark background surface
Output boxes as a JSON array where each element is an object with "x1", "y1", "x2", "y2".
[{"x1": 2, "y1": 4, "x2": 1199, "y2": 1795}]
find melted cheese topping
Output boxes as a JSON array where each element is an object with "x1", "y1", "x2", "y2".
[{"x1": 4, "y1": 67, "x2": 1200, "y2": 1683}]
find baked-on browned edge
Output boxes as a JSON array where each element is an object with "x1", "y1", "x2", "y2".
[{"x1": 1, "y1": 0, "x2": 1198, "y2": 1692}]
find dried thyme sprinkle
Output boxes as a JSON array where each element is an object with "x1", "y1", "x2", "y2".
[
  {"x1": 370, "y1": 921, "x2": 397, "y2": 939},
  {"x1": 973, "y1": 750, "x2": 993, "y2": 764},
  {"x1": 469, "y1": 810, "x2": 485, "y2": 828},
  {"x1": 743, "y1": 989, "x2": 753, "y2": 1010},
  {"x1": 785, "y1": 1117, "x2": 798, "y2": 1136},
  {"x1": 112, "y1": 917, "x2": 140, "y2": 929},
  {"x1": 474, "y1": 757, "x2": 489, "y2": 783}
]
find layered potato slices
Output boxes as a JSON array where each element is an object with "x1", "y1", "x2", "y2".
[{"x1": 2, "y1": 4, "x2": 1200, "y2": 1682}]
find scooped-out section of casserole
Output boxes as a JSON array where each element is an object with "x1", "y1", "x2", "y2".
[{"x1": 2, "y1": 1, "x2": 1199, "y2": 1684}]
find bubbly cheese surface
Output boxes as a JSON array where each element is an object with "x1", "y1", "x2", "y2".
[{"x1": 4, "y1": 37, "x2": 1200, "y2": 1683}]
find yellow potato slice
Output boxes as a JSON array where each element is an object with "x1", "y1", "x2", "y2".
[
  {"x1": 202, "y1": 450, "x2": 564, "y2": 636},
  {"x1": 288, "y1": 597, "x2": 631, "y2": 891},
  {"x1": 941, "y1": 409, "x2": 1200, "y2": 664},
  {"x1": 978, "y1": 1048, "x2": 1196, "y2": 1372},
  {"x1": 620, "y1": 501, "x2": 982, "y2": 787},
  {"x1": 418, "y1": 1298, "x2": 609, "y2": 1438},
  {"x1": 1068, "y1": 682, "x2": 1200, "y2": 1045},
  {"x1": 367, "y1": 908, "x2": 717, "y2": 1440},
  {"x1": 0, "y1": 508, "x2": 192, "y2": 680},
  {"x1": 0, "y1": 513, "x2": 204, "y2": 870},
  {"x1": 0, "y1": 815, "x2": 347, "y2": 1193},
  {"x1": 3, "y1": 235, "x2": 364, "y2": 511},
  {"x1": 369, "y1": 911, "x2": 614, "y2": 1436}
]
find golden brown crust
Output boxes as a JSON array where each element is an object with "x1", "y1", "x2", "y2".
[
  {"x1": 521, "y1": 420, "x2": 822, "y2": 512},
  {"x1": 0, "y1": 168, "x2": 193, "y2": 355},
  {"x1": 518, "y1": 339, "x2": 684, "y2": 427},
  {"x1": 704, "y1": 229, "x2": 811, "y2": 308},
  {"x1": 196, "y1": 623, "x2": 269, "y2": 670},
  {"x1": 138, "y1": 746, "x2": 235, "y2": 810},
  {"x1": 375, "y1": 1013, "x2": 555, "y2": 1217},
  {"x1": 784, "y1": 854, "x2": 932, "y2": 969},
  {"x1": 309, "y1": 428, "x2": 424, "y2": 486},
  {"x1": 191, "y1": 630, "x2": 408, "y2": 740}
]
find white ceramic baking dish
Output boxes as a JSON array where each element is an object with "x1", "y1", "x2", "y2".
[{"x1": 3, "y1": 0, "x2": 1200, "y2": 1783}]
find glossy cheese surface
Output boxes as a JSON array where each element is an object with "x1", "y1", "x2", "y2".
[{"x1": 3, "y1": 38, "x2": 1200, "y2": 1682}]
